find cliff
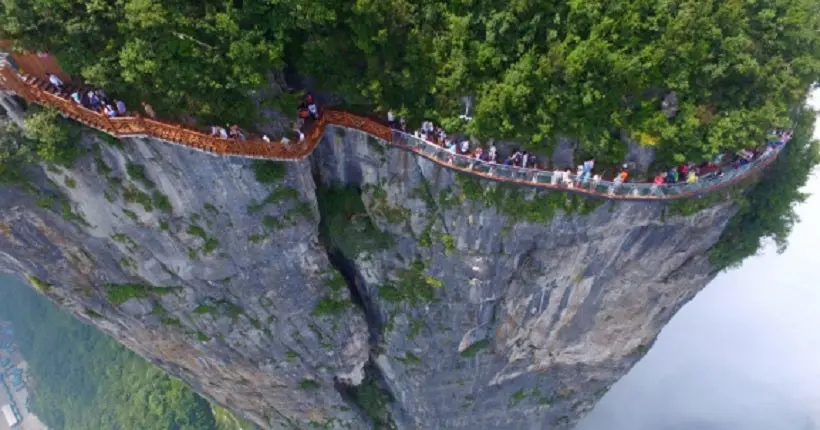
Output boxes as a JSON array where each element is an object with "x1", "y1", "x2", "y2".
[{"x1": 0, "y1": 122, "x2": 736, "y2": 429}]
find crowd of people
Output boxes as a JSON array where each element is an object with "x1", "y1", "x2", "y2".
[
  {"x1": 25, "y1": 69, "x2": 791, "y2": 193},
  {"x1": 35, "y1": 71, "x2": 285, "y2": 145},
  {"x1": 387, "y1": 110, "x2": 792, "y2": 193},
  {"x1": 43, "y1": 72, "x2": 136, "y2": 121}
]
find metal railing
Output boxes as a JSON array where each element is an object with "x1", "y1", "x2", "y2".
[{"x1": 389, "y1": 130, "x2": 784, "y2": 200}]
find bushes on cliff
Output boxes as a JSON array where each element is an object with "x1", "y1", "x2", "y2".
[
  {"x1": 2, "y1": 0, "x2": 818, "y2": 162},
  {"x1": 317, "y1": 184, "x2": 394, "y2": 257},
  {"x1": 22, "y1": 108, "x2": 83, "y2": 166},
  {"x1": 0, "y1": 109, "x2": 80, "y2": 182},
  {"x1": 710, "y1": 108, "x2": 820, "y2": 270}
]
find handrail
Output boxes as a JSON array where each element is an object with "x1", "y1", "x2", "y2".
[{"x1": 0, "y1": 55, "x2": 785, "y2": 201}]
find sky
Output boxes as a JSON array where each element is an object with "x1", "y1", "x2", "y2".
[{"x1": 577, "y1": 90, "x2": 820, "y2": 430}]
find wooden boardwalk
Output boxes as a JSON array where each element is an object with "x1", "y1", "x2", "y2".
[{"x1": 0, "y1": 48, "x2": 784, "y2": 201}]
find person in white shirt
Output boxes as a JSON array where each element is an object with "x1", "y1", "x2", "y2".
[
  {"x1": 308, "y1": 103, "x2": 318, "y2": 119},
  {"x1": 387, "y1": 111, "x2": 395, "y2": 126},
  {"x1": 262, "y1": 135, "x2": 271, "y2": 143},
  {"x1": 47, "y1": 73, "x2": 63, "y2": 90},
  {"x1": 551, "y1": 169, "x2": 561, "y2": 185},
  {"x1": 460, "y1": 140, "x2": 470, "y2": 154}
]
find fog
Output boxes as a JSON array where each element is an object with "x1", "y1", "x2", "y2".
[{"x1": 576, "y1": 90, "x2": 820, "y2": 429}]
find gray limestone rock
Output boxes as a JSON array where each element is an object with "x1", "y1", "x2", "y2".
[
  {"x1": 312, "y1": 126, "x2": 734, "y2": 430},
  {"x1": 0, "y1": 119, "x2": 737, "y2": 429}
]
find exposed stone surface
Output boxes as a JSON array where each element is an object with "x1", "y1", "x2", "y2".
[
  {"x1": 0, "y1": 133, "x2": 368, "y2": 429},
  {"x1": 312, "y1": 126, "x2": 734, "y2": 429},
  {"x1": 0, "y1": 117, "x2": 735, "y2": 429}
]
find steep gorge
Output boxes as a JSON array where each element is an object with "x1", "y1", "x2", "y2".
[{"x1": 0, "y1": 121, "x2": 739, "y2": 429}]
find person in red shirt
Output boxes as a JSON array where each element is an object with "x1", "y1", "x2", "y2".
[{"x1": 653, "y1": 174, "x2": 665, "y2": 185}]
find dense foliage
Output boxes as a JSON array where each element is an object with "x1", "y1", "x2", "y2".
[
  {"x1": 710, "y1": 108, "x2": 820, "y2": 269},
  {"x1": 0, "y1": 109, "x2": 80, "y2": 181},
  {"x1": 0, "y1": 276, "x2": 253, "y2": 430},
  {"x1": 1, "y1": 0, "x2": 818, "y2": 163}
]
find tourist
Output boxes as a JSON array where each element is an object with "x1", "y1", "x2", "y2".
[
  {"x1": 262, "y1": 134, "x2": 271, "y2": 143},
  {"x1": 115, "y1": 100, "x2": 127, "y2": 115},
  {"x1": 210, "y1": 126, "x2": 220, "y2": 136},
  {"x1": 298, "y1": 129, "x2": 305, "y2": 142},
  {"x1": 308, "y1": 102, "x2": 318, "y2": 120},
  {"x1": 582, "y1": 159, "x2": 594, "y2": 183},
  {"x1": 399, "y1": 118, "x2": 407, "y2": 132},
  {"x1": 141, "y1": 102, "x2": 156, "y2": 119},
  {"x1": 474, "y1": 146, "x2": 483, "y2": 160},
  {"x1": 70, "y1": 91, "x2": 81, "y2": 104},
  {"x1": 653, "y1": 173, "x2": 665, "y2": 186},
  {"x1": 96, "y1": 89, "x2": 109, "y2": 104},
  {"x1": 46, "y1": 73, "x2": 63, "y2": 91},
  {"x1": 438, "y1": 128, "x2": 447, "y2": 144},
  {"x1": 229, "y1": 124, "x2": 244, "y2": 140},
  {"x1": 218, "y1": 127, "x2": 229, "y2": 139},
  {"x1": 488, "y1": 144, "x2": 497, "y2": 163},
  {"x1": 87, "y1": 90, "x2": 101, "y2": 110},
  {"x1": 666, "y1": 167, "x2": 678, "y2": 183},
  {"x1": 550, "y1": 168, "x2": 561, "y2": 185},
  {"x1": 387, "y1": 110, "x2": 395, "y2": 128},
  {"x1": 521, "y1": 151, "x2": 529, "y2": 168},
  {"x1": 460, "y1": 140, "x2": 470, "y2": 154},
  {"x1": 104, "y1": 104, "x2": 117, "y2": 118},
  {"x1": 506, "y1": 150, "x2": 520, "y2": 166},
  {"x1": 591, "y1": 174, "x2": 601, "y2": 189},
  {"x1": 686, "y1": 170, "x2": 699, "y2": 183},
  {"x1": 680, "y1": 163, "x2": 689, "y2": 179},
  {"x1": 446, "y1": 140, "x2": 456, "y2": 153},
  {"x1": 651, "y1": 173, "x2": 665, "y2": 194}
]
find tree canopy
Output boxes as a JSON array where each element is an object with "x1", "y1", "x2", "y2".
[
  {"x1": 0, "y1": 276, "x2": 253, "y2": 430},
  {"x1": 1, "y1": 0, "x2": 818, "y2": 162},
  {"x1": 709, "y1": 107, "x2": 819, "y2": 270}
]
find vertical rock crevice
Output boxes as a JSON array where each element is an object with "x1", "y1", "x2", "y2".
[{"x1": 311, "y1": 165, "x2": 400, "y2": 429}]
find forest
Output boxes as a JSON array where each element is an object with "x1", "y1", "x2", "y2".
[
  {"x1": 0, "y1": 276, "x2": 254, "y2": 430},
  {"x1": 0, "y1": 0, "x2": 818, "y2": 166}
]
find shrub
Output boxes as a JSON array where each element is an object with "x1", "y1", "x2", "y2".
[
  {"x1": 299, "y1": 379, "x2": 320, "y2": 390},
  {"x1": 251, "y1": 160, "x2": 287, "y2": 183},
  {"x1": 312, "y1": 297, "x2": 348, "y2": 316},
  {"x1": 125, "y1": 162, "x2": 155, "y2": 188},
  {"x1": 105, "y1": 283, "x2": 179, "y2": 306},
  {"x1": 460, "y1": 340, "x2": 490, "y2": 358}
]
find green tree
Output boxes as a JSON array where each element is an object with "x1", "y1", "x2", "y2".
[
  {"x1": 710, "y1": 108, "x2": 820, "y2": 270},
  {"x1": 22, "y1": 107, "x2": 81, "y2": 165},
  {"x1": 0, "y1": 276, "x2": 224, "y2": 430},
  {"x1": 2, "y1": 0, "x2": 818, "y2": 163}
]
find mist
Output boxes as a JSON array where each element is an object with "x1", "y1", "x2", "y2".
[{"x1": 576, "y1": 90, "x2": 820, "y2": 429}]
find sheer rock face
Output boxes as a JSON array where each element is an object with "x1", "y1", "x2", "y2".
[
  {"x1": 312, "y1": 126, "x2": 734, "y2": 430},
  {"x1": 0, "y1": 135, "x2": 369, "y2": 429},
  {"x1": 0, "y1": 125, "x2": 734, "y2": 429}
]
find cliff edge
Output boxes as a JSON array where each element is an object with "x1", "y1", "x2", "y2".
[{"x1": 0, "y1": 124, "x2": 737, "y2": 429}]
